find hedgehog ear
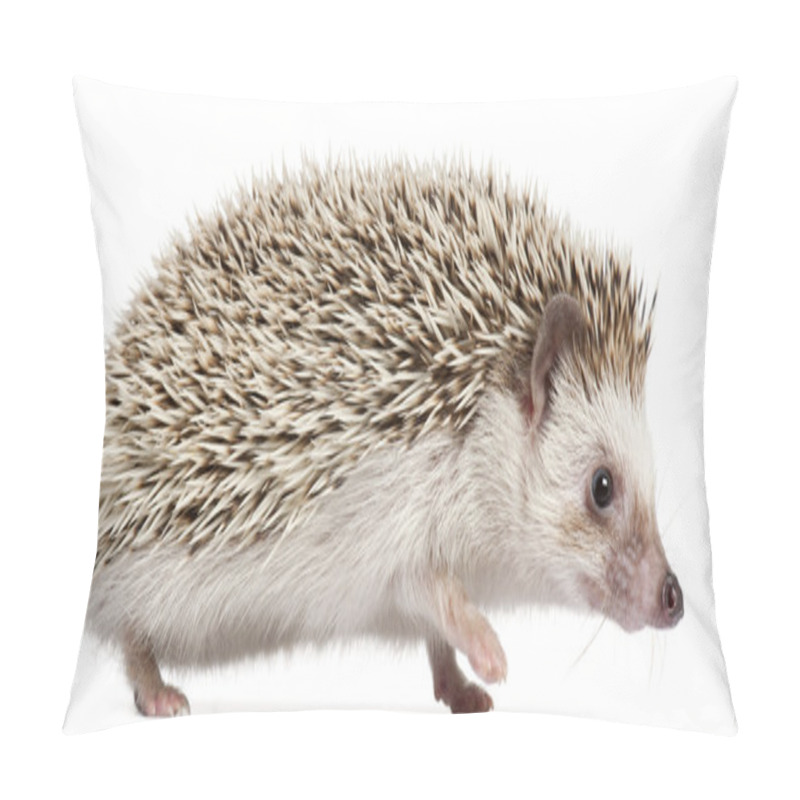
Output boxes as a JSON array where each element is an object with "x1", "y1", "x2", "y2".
[{"x1": 529, "y1": 294, "x2": 584, "y2": 431}]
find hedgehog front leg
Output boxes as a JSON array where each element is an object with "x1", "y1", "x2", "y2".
[
  {"x1": 427, "y1": 637, "x2": 494, "y2": 713},
  {"x1": 413, "y1": 573, "x2": 507, "y2": 690},
  {"x1": 123, "y1": 632, "x2": 190, "y2": 718}
]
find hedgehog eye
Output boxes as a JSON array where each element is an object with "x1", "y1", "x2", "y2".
[{"x1": 591, "y1": 468, "x2": 613, "y2": 509}]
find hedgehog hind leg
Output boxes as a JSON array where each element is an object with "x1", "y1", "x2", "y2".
[
  {"x1": 123, "y1": 632, "x2": 190, "y2": 718},
  {"x1": 426, "y1": 637, "x2": 493, "y2": 714}
]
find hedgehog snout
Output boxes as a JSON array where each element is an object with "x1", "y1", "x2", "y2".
[{"x1": 597, "y1": 536, "x2": 684, "y2": 632}]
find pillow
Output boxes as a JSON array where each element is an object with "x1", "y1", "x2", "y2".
[{"x1": 65, "y1": 76, "x2": 737, "y2": 733}]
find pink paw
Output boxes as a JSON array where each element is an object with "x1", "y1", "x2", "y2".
[
  {"x1": 134, "y1": 686, "x2": 191, "y2": 718},
  {"x1": 467, "y1": 626, "x2": 508, "y2": 684}
]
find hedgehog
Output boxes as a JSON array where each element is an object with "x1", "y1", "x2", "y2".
[{"x1": 87, "y1": 156, "x2": 683, "y2": 717}]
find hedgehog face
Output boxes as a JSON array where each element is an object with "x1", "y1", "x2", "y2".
[
  {"x1": 537, "y1": 379, "x2": 682, "y2": 631},
  {"x1": 524, "y1": 295, "x2": 683, "y2": 632}
]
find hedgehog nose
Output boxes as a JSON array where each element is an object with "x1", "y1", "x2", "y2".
[{"x1": 661, "y1": 572, "x2": 684, "y2": 626}]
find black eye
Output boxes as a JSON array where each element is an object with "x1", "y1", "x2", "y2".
[{"x1": 591, "y1": 468, "x2": 613, "y2": 508}]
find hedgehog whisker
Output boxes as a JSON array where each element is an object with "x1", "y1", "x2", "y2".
[{"x1": 570, "y1": 614, "x2": 607, "y2": 671}]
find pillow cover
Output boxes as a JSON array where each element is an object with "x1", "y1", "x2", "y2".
[{"x1": 65, "y1": 76, "x2": 737, "y2": 733}]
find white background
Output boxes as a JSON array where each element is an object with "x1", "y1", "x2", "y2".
[{"x1": 1, "y1": 0, "x2": 797, "y2": 797}]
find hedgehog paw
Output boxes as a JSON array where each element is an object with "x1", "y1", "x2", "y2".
[
  {"x1": 134, "y1": 686, "x2": 191, "y2": 718},
  {"x1": 446, "y1": 683, "x2": 494, "y2": 714}
]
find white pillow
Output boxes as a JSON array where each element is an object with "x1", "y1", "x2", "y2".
[{"x1": 66, "y1": 76, "x2": 737, "y2": 733}]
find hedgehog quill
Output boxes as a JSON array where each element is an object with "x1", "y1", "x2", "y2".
[{"x1": 89, "y1": 156, "x2": 683, "y2": 716}]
